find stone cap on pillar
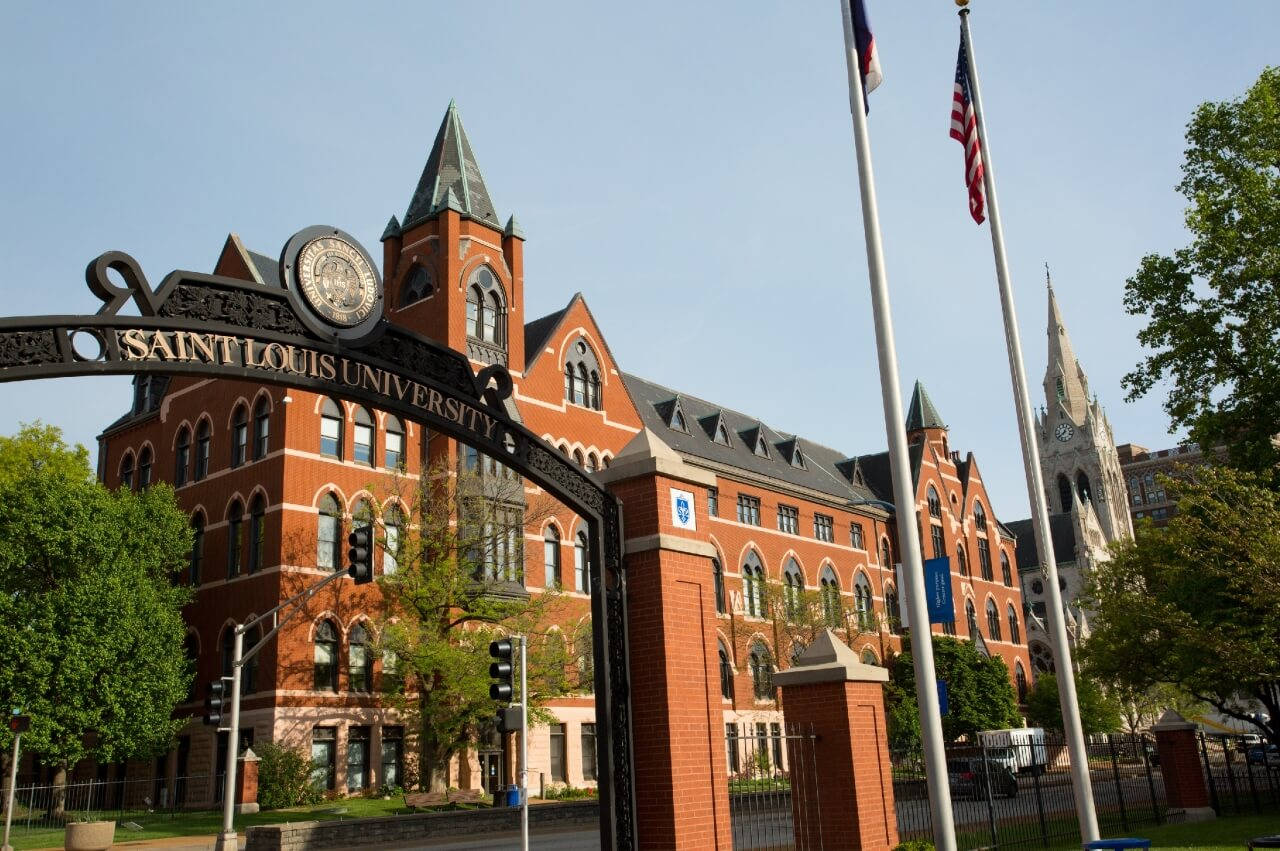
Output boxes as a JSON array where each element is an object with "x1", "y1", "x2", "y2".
[
  {"x1": 772, "y1": 629, "x2": 889, "y2": 687},
  {"x1": 238, "y1": 747, "x2": 260, "y2": 762},
  {"x1": 1151, "y1": 709, "x2": 1199, "y2": 733},
  {"x1": 595, "y1": 427, "x2": 716, "y2": 488}
]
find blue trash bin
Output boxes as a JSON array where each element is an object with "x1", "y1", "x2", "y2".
[
  {"x1": 1083, "y1": 839, "x2": 1150, "y2": 851},
  {"x1": 505, "y1": 784, "x2": 522, "y2": 807}
]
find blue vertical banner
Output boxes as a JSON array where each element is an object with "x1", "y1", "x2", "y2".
[
  {"x1": 936, "y1": 680, "x2": 949, "y2": 716},
  {"x1": 924, "y1": 556, "x2": 953, "y2": 623}
]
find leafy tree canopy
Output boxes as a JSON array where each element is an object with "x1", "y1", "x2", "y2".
[
  {"x1": 1024, "y1": 673, "x2": 1123, "y2": 736},
  {"x1": 0, "y1": 424, "x2": 193, "y2": 773},
  {"x1": 888, "y1": 636, "x2": 1020, "y2": 747},
  {"x1": 1081, "y1": 465, "x2": 1280, "y2": 742},
  {"x1": 1122, "y1": 67, "x2": 1280, "y2": 477}
]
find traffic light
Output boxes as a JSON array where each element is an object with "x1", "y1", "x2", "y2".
[
  {"x1": 7, "y1": 714, "x2": 30, "y2": 734},
  {"x1": 494, "y1": 706, "x2": 523, "y2": 734},
  {"x1": 347, "y1": 524, "x2": 373, "y2": 584},
  {"x1": 489, "y1": 639, "x2": 514, "y2": 703},
  {"x1": 203, "y1": 677, "x2": 233, "y2": 727}
]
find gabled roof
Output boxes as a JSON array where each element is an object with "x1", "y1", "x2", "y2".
[
  {"x1": 905, "y1": 380, "x2": 947, "y2": 431},
  {"x1": 523, "y1": 301, "x2": 573, "y2": 358},
  {"x1": 402, "y1": 101, "x2": 500, "y2": 230},
  {"x1": 247, "y1": 251, "x2": 278, "y2": 286},
  {"x1": 1006, "y1": 514, "x2": 1079, "y2": 570},
  {"x1": 855, "y1": 444, "x2": 925, "y2": 504}
]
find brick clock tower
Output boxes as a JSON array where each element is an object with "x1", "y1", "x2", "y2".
[{"x1": 1035, "y1": 278, "x2": 1132, "y2": 542}]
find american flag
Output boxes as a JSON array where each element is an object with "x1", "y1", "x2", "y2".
[{"x1": 950, "y1": 31, "x2": 985, "y2": 224}]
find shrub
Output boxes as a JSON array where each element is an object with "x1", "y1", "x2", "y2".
[
  {"x1": 256, "y1": 741, "x2": 325, "y2": 810},
  {"x1": 892, "y1": 840, "x2": 935, "y2": 851}
]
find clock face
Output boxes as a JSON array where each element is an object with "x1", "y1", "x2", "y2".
[{"x1": 1055, "y1": 423, "x2": 1074, "y2": 442}]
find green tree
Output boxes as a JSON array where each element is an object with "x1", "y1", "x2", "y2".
[
  {"x1": 370, "y1": 459, "x2": 567, "y2": 792},
  {"x1": 1024, "y1": 673, "x2": 1123, "y2": 735},
  {"x1": 0, "y1": 424, "x2": 193, "y2": 807},
  {"x1": 887, "y1": 636, "x2": 1020, "y2": 746},
  {"x1": 1121, "y1": 67, "x2": 1280, "y2": 477},
  {"x1": 1081, "y1": 466, "x2": 1280, "y2": 743}
]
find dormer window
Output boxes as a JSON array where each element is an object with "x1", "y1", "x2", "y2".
[
  {"x1": 671, "y1": 406, "x2": 687, "y2": 432},
  {"x1": 715, "y1": 421, "x2": 730, "y2": 445},
  {"x1": 465, "y1": 266, "x2": 505, "y2": 347},
  {"x1": 753, "y1": 432, "x2": 768, "y2": 458},
  {"x1": 564, "y1": 339, "x2": 602, "y2": 410}
]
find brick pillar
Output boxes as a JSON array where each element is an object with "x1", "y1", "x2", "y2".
[
  {"x1": 598, "y1": 429, "x2": 731, "y2": 850},
  {"x1": 235, "y1": 748, "x2": 260, "y2": 815},
  {"x1": 1152, "y1": 710, "x2": 1215, "y2": 822},
  {"x1": 773, "y1": 630, "x2": 898, "y2": 851}
]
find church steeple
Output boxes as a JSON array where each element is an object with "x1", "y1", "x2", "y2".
[
  {"x1": 402, "y1": 100, "x2": 501, "y2": 230},
  {"x1": 1044, "y1": 268, "x2": 1091, "y2": 424},
  {"x1": 905, "y1": 380, "x2": 946, "y2": 432}
]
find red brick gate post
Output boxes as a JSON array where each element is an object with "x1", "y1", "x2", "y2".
[
  {"x1": 1152, "y1": 709, "x2": 1215, "y2": 822},
  {"x1": 235, "y1": 747, "x2": 260, "y2": 815},
  {"x1": 598, "y1": 429, "x2": 732, "y2": 850},
  {"x1": 773, "y1": 629, "x2": 898, "y2": 851}
]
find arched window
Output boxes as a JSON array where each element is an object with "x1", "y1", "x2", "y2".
[
  {"x1": 978, "y1": 537, "x2": 993, "y2": 581},
  {"x1": 783, "y1": 559, "x2": 804, "y2": 620},
  {"x1": 930, "y1": 521, "x2": 946, "y2": 559},
  {"x1": 880, "y1": 538, "x2": 893, "y2": 568},
  {"x1": 575, "y1": 630, "x2": 594, "y2": 692},
  {"x1": 956, "y1": 544, "x2": 969, "y2": 577},
  {"x1": 589, "y1": 371, "x2": 601, "y2": 410},
  {"x1": 854, "y1": 572, "x2": 874, "y2": 632},
  {"x1": 226, "y1": 500, "x2": 244, "y2": 578},
  {"x1": 742, "y1": 552, "x2": 765, "y2": 617},
  {"x1": 1057, "y1": 473, "x2": 1073, "y2": 512},
  {"x1": 1076, "y1": 471, "x2": 1092, "y2": 504},
  {"x1": 565, "y1": 339, "x2": 602, "y2": 410},
  {"x1": 383, "y1": 505, "x2": 402, "y2": 576},
  {"x1": 230, "y1": 405, "x2": 248, "y2": 467},
  {"x1": 564, "y1": 364, "x2": 574, "y2": 402},
  {"x1": 821, "y1": 566, "x2": 843, "y2": 628},
  {"x1": 965, "y1": 598, "x2": 979, "y2": 638},
  {"x1": 585, "y1": 453, "x2": 598, "y2": 474},
  {"x1": 574, "y1": 530, "x2": 590, "y2": 594},
  {"x1": 860, "y1": 648, "x2": 879, "y2": 666},
  {"x1": 986, "y1": 599, "x2": 1002, "y2": 641},
  {"x1": 1030, "y1": 641, "x2": 1055, "y2": 674},
  {"x1": 1015, "y1": 661, "x2": 1028, "y2": 701},
  {"x1": 485, "y1": 291, "x2": 501, "y2": 344},
  {"x1": 573, "y1": 449, "x2": 584, "y2": 467},
  {"x1": 401, "y1": 264, "x2": 433, "y2": 306},
  {"x1": 189, "y1": 512, "x2": 205, "y2": 585},
  {"x1": 885, "y1": 584, "x2": 902, "y2": 634},
  {"x1": 120, "y1": 452, "x2": 135, "y2": 490},
  {"x1": 713, "y1": 558, "x2": 726, "y2": 614},
  {"x1": 314, "y1": 620, "x2": 339, "y2": 691},
  {"x1": 195, "y1": 419, "x2": 211, "y2": 481},
  {"x1": 467, "y1": 285, "x2": 481, "y2": 337},
  {"x1": 248, "y1": 493, "x2": 266, "y2": 574},
  {"x1": 576, "y1": 364, "x2": 588, "y2": 406},
  {"x1": 320, "y1": 398, "x2": 343, "y2": 459},
  {"x1": 466, "y1": 267, "x2": 506, "y2": 346},
  {"x1": 253, "y1": 396, "x2": 270, "y2": 460},
  {"x1": 175, "y1": 426, "x2": 191, "y2": 487},
  {"x1": 384, "y1": 415, "x2": 403, "y2": 468},
  {"x1": 718, "y1": 641, "x2": 735, "y2": 701},
  {"x1": 1001, "y1": 551, "x2": 1012, "y2": 586},
  {"x1": 748, "y1": 642, "x2": 774, "y2": 700},
  {"x1": 138, "y1": 446, "x2": 153, "y2": 488},
  {"x1": 242, "y1": 624, "x2": 260, "y2": 693},
  {"x1": 973, "y1": 500, "x2": 986, "y2": 529},
  {"x1": 544, "y1": 525, "x2": 561, "y2": 588},
  {"x1": 349, "y1": 623, "x2": 371, "y2": 692},
  {"x1": 353, "y1": 407, "x2": 374, "y2": 466},
  {"x1": 317, "y1": 494, "x2": 342, "y2": 571},
  {"x1": 1008, "y1": 604, "x2": 1021, "y2": 644},
  {"x1": 927, "y1": 486, "x2": 942, "y2": 518}
]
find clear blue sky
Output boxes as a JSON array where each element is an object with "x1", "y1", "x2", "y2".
[{"x1": 1, "y1": 1, "x2": 1274, "y2": 521}]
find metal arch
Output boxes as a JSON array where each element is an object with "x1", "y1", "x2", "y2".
[{"x1": 0, "y1": 253, "x2": 637, "y2": 850}]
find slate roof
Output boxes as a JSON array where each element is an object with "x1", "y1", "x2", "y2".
[
  {"x1": 247, "y1": 251, "x2": 278, "y2": 286},
  {"x1": 523, "y1": 301, "x2": 573, "y2": 360},
  {"x1": 402, "y1": 101, "x2": 500, "y2": 229},
  {"x1": 854, "y1": 446, "x2": 924, "y2": 505},
  {"x1": 905, "y1": 380, "x2": 946, "y2": 431},
  {"x1": 1006, "y1": 514, "x2": 1079, "y2": 570},
  {"x1": 622, "y1": 373, "x2": 885, "y2": 508}
]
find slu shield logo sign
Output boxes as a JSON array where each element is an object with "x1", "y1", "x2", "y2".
[{"x1": 669, "y1": 488, "x2": 697, "y2": 531}]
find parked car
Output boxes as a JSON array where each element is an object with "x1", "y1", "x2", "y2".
[
  {"x1": 947, "y1": 757, "x2": 1019, "y2": 799},
  {"x1": 1245, "y1": 744, "x2": 1279, "y2": 766}
]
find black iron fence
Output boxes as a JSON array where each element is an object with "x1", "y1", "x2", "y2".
[
  {"x1": 726, "y1": 721, "x2": 821, "y2": 850},
  {"x1": 1197, "y1": 732, "x2": 1280, "y2": 816},
  {"x1": 2, "y1": 774, "x2": 216, "y2": 833},
  {"x1": 894, "y1": 733, "x2": 1165, "y2": 850}
]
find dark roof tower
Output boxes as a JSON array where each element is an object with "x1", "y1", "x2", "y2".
[
  {"x1": 904, "y1": 380, "x2": 946, "y2": 431},
  {"x1": 402, "y1": 100, "x2": 500, "y2": 230}
]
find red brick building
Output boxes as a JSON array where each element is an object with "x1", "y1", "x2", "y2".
[{"x1": 93, "y1": 102, "x2": 1030, "y2": 803}]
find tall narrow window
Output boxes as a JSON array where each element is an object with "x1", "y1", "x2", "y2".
[
  {"x1": 581, "y1": 724, "x2": 598, "y2": 782},
  {"x1": 467, "y1": 285, "x2": 482, "y2": 337},
  {"x1": 986, "y1": 599, "x2": 1002, "y2": 640},
  {"x1": 189, "y1": 512, "x2": 205, "y2": 585},
  {"x1": 973, "y1": 500, "x2": 987, "y2": 529},
  {"x1": 353, "y1": 407, "x2": 374, "y2": 466},
  {"x1": 383, "y1": 506, "x2": 402, "y2": 576},
  {"x1": 380, "y1": 727, "x2": 404, "y2": 789},
  {"x1": 120, "y1": 452, "x2": 135, "y2": 490},
  {"x1": 544, "y1": 526, "x2": 561, "y2": 588},
  {"x1": 854, "y1": 572, "x2": 874, "y2": 631},
  {"x1": 783, "y1": 559, "x2": 803, "y2": 620},
  {"x1": 966, "y1": 599, "x2": 979, "y2": 638},
  {"x1": 927, "y1": 486, "x2": 942, "y2": 518},
  {"x1": 175, "y1": 427, "x2": 191, "y2": 487},
  {"x1": 230, "y1": 405, "x2": 248, "y2": 467},
  {"x1": 574, "y1": 530, "x2": 590, "y2": 594},
  {"x1": 317, "y1": 494, "x2": 341, "y2": 571},
  {"x1": 320, "y1": 398, "x2": 343, "y2": 459},
  {"x1": 708, "y1": 487, "x2": 719, "y2": 517},
  {"x1": 726, "y1": 724, "x2": 740, "y2": 774},
  {"x1": 718, "y1": 641, "x2": 735, "y2": 700},
  {"x1": 742, "y1": 552, "x2": 765, "y2": 617},
  {"x1": 549, "y1": 724, "x2": 567, "y2": 782},
  {"x1": 314, "y1": 620, "x2": 338, "y2": 691},
  {"x1": 347, "y1": 726, "x2": 370, "y2": 792},
  {"x1": 384, "y1": 415, "x2": 403, "y2": 468},
  {"x1": 589, "y1": 371, "x2": 601, "y2": 410},
  {"x1": 850, "y1": 523, "x2": 864, "y2": 550},
  {"x1": 978, "y1": 537, "x2": 993, "y2": 581},
  {"x1": 1057, "y1": 473, "x2": 1073, "y2": 512},
  {"x1": 1001, "y1": 551, "x2": 1012, "y2": 586},
  {"x1": 1008, "y1": 604, "x2": 1021, "y2": 644},
  {"x1": 576, "y1": 630, "x2": 594, "y2": 691},
  {"x1": 956, "y1": 544, "x2": 969, "y2": 577},
  {"x1": 821, "y1": 567, "x2": 843, "y2": 628},
  {"x1": 885, "y1": 585, "x2": 902, "y2": 634},
  {"x1": 575, "y1": 364, "x2": 588, "y2": 406},
  {"x1": 252, "y1": 396, "x2": 270, "y2": 460},
  {"x1": 195, "y1": 420, "x2": 211, "y2": 481},
  {"x1": 1015, "y1": 661, "x2": 1028, "y2": 701},
  {"x1": 484, "y1": 291, "x2": 501, "y2": 343},
  {"x1": 713, "y1": 558, "x2": 726, "y2": 614},
  {"x1": 930, "y1": 523, "x2": 945, "y2": 559},
  {"x1": 242, "y1": 625, "x2": 260, "y2": 693},
  {"x1": 880, "y1": 538, "x2": 893, "y2": 569},
  {"x1": 226, "y1": 500, "x2": 243, "y2": 578},
  {"x1": 138, "y1": 446, "x2": 153, "y2": 488},
  {"x1": 311, "y1": 727, "x2": 336, "y2": 790},
  {"x1": 564, "y1": 364, "x2": 574, "y2": 403},
  {"x1": 749, "y1": 642, "x2": 774, "y2": 700},
  {"x1": 248, "y1": 494, "x2": 266, "y2": 574},
  {"x1": 349, "y1": 623, "x2": 371, "y2": 692}
]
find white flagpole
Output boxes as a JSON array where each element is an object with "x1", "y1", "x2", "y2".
[
  {"x1": 837, "y1": 4, "x2": 957, "y2": 849},
  {"x1": 958, "y1": 6, "x2": 1099, "y2": 842}
]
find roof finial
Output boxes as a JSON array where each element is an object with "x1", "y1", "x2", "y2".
[{"x1": 1045, "y1": 262, "x2": 1052, "y2": 290}]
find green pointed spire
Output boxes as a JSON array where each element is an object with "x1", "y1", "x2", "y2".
[
  {"x1": 403, "y1": 101, "x2": 500, "y2": 229},
  {"x1": 380, "y1": 215, "x2": 401, "y2": 241},
  {"x1": 905, "y1": 380, "x2": 946, "y2": 431}
]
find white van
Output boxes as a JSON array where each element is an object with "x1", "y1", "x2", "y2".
[{"x1": 978, "y1": 728, "x2": 1047, "y2": 775}]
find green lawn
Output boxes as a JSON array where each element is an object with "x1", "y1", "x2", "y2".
[{"x1": 1041, "y1": 813, "x2": 1280, "y2": 851}]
